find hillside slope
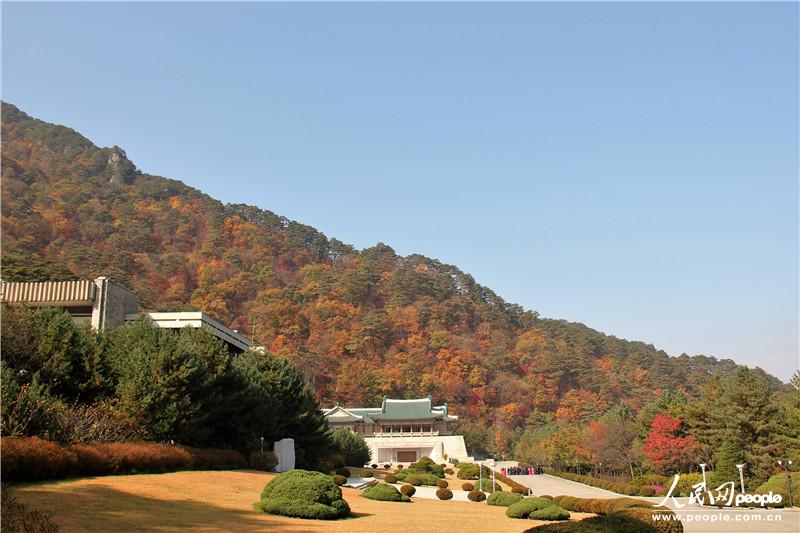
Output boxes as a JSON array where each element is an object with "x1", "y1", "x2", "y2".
[{"x1": 1, "y1": 102, "x2": 785, "y2": 451}]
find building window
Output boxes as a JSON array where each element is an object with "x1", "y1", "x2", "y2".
[
  {"x1": 414, "y1": 425, "x2": 422, "y2": 432},
  {"x1": 423, "y1": 424, "x2": 431, "y2": 432},
  {"x1": 403, "y1": 425, "x2": 411, "y2": 433},
  {"x1": 382, "y1": 425, "x2": 391, "y2": 433}
]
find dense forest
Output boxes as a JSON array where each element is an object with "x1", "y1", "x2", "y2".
[{"x1": 1, "y1": 102, "x2": 793, "y2": 463}]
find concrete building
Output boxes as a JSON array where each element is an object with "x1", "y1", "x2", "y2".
[
  {"x1": 1, "y1": 277, "x2": 250, "y2": 354},
  {"x1": 1, "y1": 277, "x2": 138, "y2": 330},
  {"x1": 128, "y1": 311, "x2": 251, "y2": 353},
  {"x1": 323, "y1": 396, "x2": 473, "y2": 464}
]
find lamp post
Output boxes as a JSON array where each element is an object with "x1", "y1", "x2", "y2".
[
  {"x1": 479, "y1": 460, "x2": 483, "y2": 492},
  {"x1": 699, "y1": 464, "x2": 708, "y2": 487},
  {"x1": 260, "y1": 436, "x2": 264, "y2": 455},
  {"x1": 778, "y1": 460, "x2": 794, "y2": 508},
  {"x1": 735, "y1": 464, "x2": 745, "y2": 493}
]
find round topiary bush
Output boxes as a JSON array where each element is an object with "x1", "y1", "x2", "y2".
[
  {"x1": 445, "y1": 468, "x2": 454, "y2": 475},
  {"x1": 335, "y1": 467, "x2": 351, "y2": 477},
  {"x1": 400, "y1": 484, "x2": 416, "y2": 497},
  {"x1": 639, "y1": 486, "x2": 656, "y2": 497},
  {"x1": 394, "y1": 471, "x2": 407, "y2": 481},
  {"x1": 539, "y1": 495, "x2": 554, "y2": 501},
  {"x1": 468, "y1": 490, "x2": 487, "y2": 502},
  {"x1": 385, "y1": 474, "x2": 397, "y2": 483},
  {"x1": 512, "y1": 487, "x2": 528, "y2": 495},
  {"x1": 623, "y1": 485, "x2": 639, "y2": 496},
  {"x1": 363, "y1": 483, "x2": 411, "y2": 502},
  {"x1": 384, "y1": 464, "x2": 391, "y2": 469},
  {"x1": 506, "y1": 497, "x2": 555, "y2": 519},
  {"x1": 437, "y1": 479, "x2": 449, "y2": 489},
  {"x1": 371, "y1": 464, "x2": 378, "y2": 469},
  {"x1": 436, "y1": 488, "x2": 453, "y2": 500},
  {"x1": 333, "y1": 475, "x2": 346, "y2": 486},
  {"x1": 529, "y1": 506, "x2": 570, "y2": 521},
  {"x1": 257, "y1": 469, "x2": 351, "y2": 520},
  {"x1": 462, "y1": 482, "x2": 475, "y2": 491},
  {"x1": 487, "y1": 491, "x2": 524, "y2": 507},
  {"x1": 397, "y1": 464, "x2": 404, "y2": 469}
]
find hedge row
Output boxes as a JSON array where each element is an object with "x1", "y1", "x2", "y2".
[
  {"x1": 2, "y1": 437, "x2": 249, "y2": 482},
  {"x1": 544, "y1": 469, "x2": 663, "y2": 497},
  {"x1": 547, "y1": 496, "x2": 683, "y2": 533}
]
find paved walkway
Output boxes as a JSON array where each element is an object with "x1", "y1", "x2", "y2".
[{"x1": 509, "y1": 474, "x2": 800, "y2": 532}]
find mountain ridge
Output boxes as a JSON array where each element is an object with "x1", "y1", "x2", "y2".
[{"x1": 1, "y1": 101, "x2": 788, "y2": 451}]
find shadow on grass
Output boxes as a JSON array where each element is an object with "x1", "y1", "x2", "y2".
[{"x1": 15, "y1": 483, "x2": 363, "y2": 532}]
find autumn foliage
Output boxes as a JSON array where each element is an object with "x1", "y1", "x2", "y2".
[
  {"x1": 1, "y1": 102, "x2": 789, "y2": 459},
  {"x1": 1, "y1": 437, "x2": 247, "y2": 482},
  {"x1": 643, "y1": 414, "x2": 697, "y2": 474}
]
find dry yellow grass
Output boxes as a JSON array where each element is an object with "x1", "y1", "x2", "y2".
[{"x1": 14, "y1": 470, "x2": 591, "y2": 533}]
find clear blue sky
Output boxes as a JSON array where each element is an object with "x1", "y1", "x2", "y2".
[{"x1": 3, "y1": 2, "x2": 798, "y2": 381}]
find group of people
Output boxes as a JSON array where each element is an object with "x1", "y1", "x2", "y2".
[{"x1": 502, "y1": 465, "x2": 543, "y2": 476}]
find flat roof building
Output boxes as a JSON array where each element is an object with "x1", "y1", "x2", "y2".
[{"x1": 1, "y1": 277, "x2": 250, "y2": 354}]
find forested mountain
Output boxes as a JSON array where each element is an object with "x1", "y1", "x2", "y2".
[{"x1": 1, "y1": 102, "x2": 788, "y2": 454}]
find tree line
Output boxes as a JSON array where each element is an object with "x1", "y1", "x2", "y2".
[{"x1": 0, "y1": 305, "x2": 333, "y2": 469}]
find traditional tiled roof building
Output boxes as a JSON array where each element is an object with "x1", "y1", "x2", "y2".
[{"x1": 324, "y1": 396, "x2": 473, "y2": 464}]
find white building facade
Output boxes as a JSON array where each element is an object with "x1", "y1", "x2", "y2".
[{"x1": 324, "y1": 396, "x2": 473, "y2": 464}]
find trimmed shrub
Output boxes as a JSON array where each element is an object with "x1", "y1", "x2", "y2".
[
  {"x1": 506, "y1": 497, "x2": 556, "y2": 518},
  {"x1": 623, "y1": 485, "x2": 639, "y2": 496},
  {"x1": 530, "y1": 506, "x2": 570, "y2": 521},
  {"x1": 363, "y1": 483, "x2": 410, "y2": 502},
  {"x1": 445, "y1": 467, "x2": 454, "y2": 475},
  {"x1": 522, "y1": 513, "x2": 670, "y2": 532},
  {"x1": 614, "y1": 508, "x2": 684, "y2": 533},
  {"x1": 405, "y1": 474, "x2": 424, "y2": 486},
  {"x1": 403, "y1": 472, "x2": 440, "y2": 486},
  {"x1": 394, "y1": 471, "x2": 407, "y2": 481},
  {"x1": 400, "y1": 484, "x2": 416, "y2": 497},
  {"x1": 512, "y1": 487, "x2": 528, "y2": 495},
  {"x1": 462, "y1": 482, "x2": 475, "y2": 491},
  {"x1": 437, "y1": 479, "x2": 449, "y2": 488},
  {"x1": 755, "y1": 472, "x2": 800, "y2": 507},
  {"x1": 638, "y1": 486, "x2": 656, "y2": 496},
  {"x1": 630, "y1": 474, "x2": 668, "y2": 487},
  {"x1": 407, "y1": 456, "x2": 445, "y2": 478},
  {"x1": 397, "y1": 464, "x2": 404, "y2": 469},
  {"x1": 333, "y1": 475, "x2": 346, "y2": 486},
  {"x1": 488, "y1": 491, "x2": 524, "y2": 507},
  {"x1": 249, "y1": 451, "x2": 278, "y2": 472},
  {"x1": 384, "y1": 464, "x2": 391, "y2": 469},
  {"x1": 1, "y1": 437, "x2": 79, "y2": 481},
  {"x1": 436, "y1": 488, "x2": 454, "y2": 500},
  {"x1": 468, "y1": 490, "x2": 487, "y2": 502},
  {"x1": 385, "y1": 474, "x2": 398, "y2": 483},
  {"x1": 335, "y1": 467, "x2": 351, "y2": 477},
  {"x1": 257, "y1": 469, "x2": 350, "y2": 520},
  {"x1": 456, "y1": 463, "x2": 490, "y2": 480},
  {"x1": 540, "y1": 495, "x2": 554, "y2": 501},
  {"x1": 479, "y1": 478, "x2": 503, "y2": 492},
  {"x1": 371, "y1": 464, "x2": 378, "y2": 469}
]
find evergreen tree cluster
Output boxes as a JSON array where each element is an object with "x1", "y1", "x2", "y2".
[{"x1": 0, "y1": 305, "x2": 333, "y2": 469}]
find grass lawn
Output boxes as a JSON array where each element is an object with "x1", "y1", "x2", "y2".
[{"x1": 13, "y1": 470, "x2": 592, "y2": 532}]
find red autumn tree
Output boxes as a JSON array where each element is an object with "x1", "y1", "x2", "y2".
[{"x1": 643, "y1": 414, "x2": 697, "y2": 474}]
